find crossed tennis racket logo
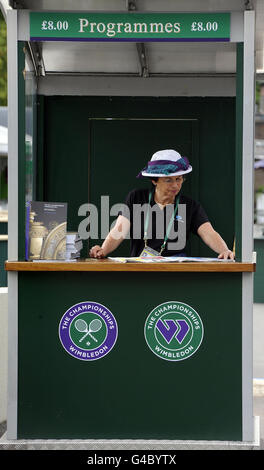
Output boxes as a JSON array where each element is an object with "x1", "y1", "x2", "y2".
[{"x1": 74, "y1": 318, "x2": 102, "y2": 346}]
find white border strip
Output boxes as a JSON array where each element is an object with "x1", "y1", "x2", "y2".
[
  {"x1": 241, "y1": 10, "x2": 255, "y2": 443},
  {"x1": 242, "y1": 10, "x2": 255, "y2": 262},
  {"x1": 7, "y1": 12, "x2": 18, "y2": 261},
  {"x1": 242, "y1": 272, "x2": 254, "y2": 441},
  {"x1": 7, "y1": 9, "x2": 18, "y2": 440}
]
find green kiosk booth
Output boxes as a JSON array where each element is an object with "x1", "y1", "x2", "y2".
[{"x1": 3, "y1": 0, "x2": 259, "y2": 449}]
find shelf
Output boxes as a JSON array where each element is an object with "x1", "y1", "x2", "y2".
[{"x1": 5, "y1": 259, "x2": 256, "y2": 273}]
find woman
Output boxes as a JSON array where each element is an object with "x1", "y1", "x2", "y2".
[{"x1": 89, "y1": 149, "x2": 234, "y2": 260}]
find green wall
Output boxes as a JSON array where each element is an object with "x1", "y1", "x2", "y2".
[{"x1": 38, "y1": 96, "x2": 236, "y2": 257}]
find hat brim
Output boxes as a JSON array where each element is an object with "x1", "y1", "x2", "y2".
[{"x1": 141, "y1": 166, "x2": 192, "y2": 177}]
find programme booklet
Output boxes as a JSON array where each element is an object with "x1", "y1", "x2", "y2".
[{"x1": 25, "y1": 201, "x2": 67, "y2": 260}]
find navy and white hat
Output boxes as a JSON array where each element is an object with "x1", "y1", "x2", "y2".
[{"x1": 137, "y1": 149, "x2": 192, "y2": 178}]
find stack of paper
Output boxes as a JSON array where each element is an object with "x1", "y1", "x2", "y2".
[
  {"x1": 66, "y1": 232, "x2": 83, "y2": 260},
  {"x1": 108, "y1": 256, "x2": 235, "y2": 263}
]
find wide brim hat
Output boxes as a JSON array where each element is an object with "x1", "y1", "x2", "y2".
[{"x1": 137, "y1": 149, "x2": 192, "y2": 178}]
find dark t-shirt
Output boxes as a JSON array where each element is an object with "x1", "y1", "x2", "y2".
[{"x1": 119, "y1": 188, "x2": 209, "y2": 257}]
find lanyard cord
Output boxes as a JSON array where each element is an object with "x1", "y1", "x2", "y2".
[{"x1": 144, "y1": 190, "x2": 180, "y2": 254}]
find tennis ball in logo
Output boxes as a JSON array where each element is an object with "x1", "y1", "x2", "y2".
[{"x1": 144, "y1": 301, "x2": 204, "y2": 362}]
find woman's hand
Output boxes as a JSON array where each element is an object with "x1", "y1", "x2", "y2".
[
  {"x1": 218, "y1": 249, "x2": 235, "y2": 260},
  {"x1": 89, "y1": 216, "x2": 130, "y2": 259},
  {"x1": 197, "y1": 223, "x2": 235, "y2": 260},
  {"x1": 89, "y1": 245, "x2": 106, "y2": 259}
]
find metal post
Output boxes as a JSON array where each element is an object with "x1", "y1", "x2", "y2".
[
  {"x1": 6, "y1": 8, "x2": 18, "y2": 439},
  {"x1": 242, "y1": 10, "x2": 255, "y2": 262},
  {"x1": 242, "y1": 9, "x2": 255, "y2": 442}
]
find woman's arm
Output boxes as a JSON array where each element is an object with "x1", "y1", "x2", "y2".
[
  {"x1": 89, "y1": 215, "x2": 131, "y2": 258},
  {"x1": 197, "y1": 222, "x2": 234, "y2": 260}
]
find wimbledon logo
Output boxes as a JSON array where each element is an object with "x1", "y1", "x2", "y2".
[
  {"x1": 144, "y1": 301, "x2": 204, "y2": 362},
  {"x1": 59, "y1": 301, "x2": 118, "y2": 361}
]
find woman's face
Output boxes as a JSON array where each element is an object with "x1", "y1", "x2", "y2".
[{"x1": 152, "y1": 176, "x2": 185, "y2": 198}]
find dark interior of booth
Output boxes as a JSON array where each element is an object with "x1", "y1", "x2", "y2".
[{"x1": 36, "y1": 95, "x2": 236, "y2": 258}]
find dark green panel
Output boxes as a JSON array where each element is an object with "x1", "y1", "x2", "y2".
[
  {"x1": 36, "y1": 95, "x2": 45, "y2": 201},
  {"x1": 41, "y1": 96, "x2": 236, "y2": 258},
  {"x1": 42, "y1": 98, "x2": 89, "y2": 233},
  {"x1": 0, "y1": 221, "x2": 7, "y2": 235},
  {"x1": 235, "y1": 43, "x2": 244, "y2": 261},
  {"x1": 192, "y1": 102, "x2": 236, "y2": 256},
  {"x1": 0, "y1": 238, "x2": 7, "y2": 286},
  {"x1": 90, "y1": 119, "x2": 196, "y2": 203},
  {"x1": 18, "y1": 271, "x2": 242, "y2": 440}
]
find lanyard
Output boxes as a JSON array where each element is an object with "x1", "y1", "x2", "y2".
[{"x1": 143, "y1": 190, "x2": 180, "y2": 255}]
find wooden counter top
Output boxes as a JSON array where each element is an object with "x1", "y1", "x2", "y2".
[{"x1": 5, "y1": 259, "x2": 256, "y2": 272}]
